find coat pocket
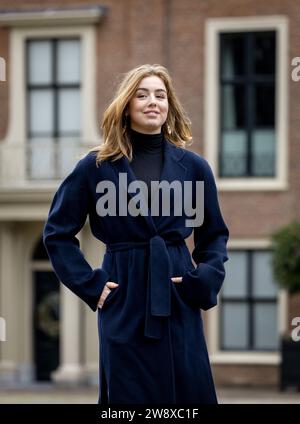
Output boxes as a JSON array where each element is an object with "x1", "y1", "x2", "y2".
[
  {"x1": 101, "y1": 285, "x2": 120, "y2": 310},
  {"x1": 171, "y1": 245, "x2": 198, "y2": 310},
  {"x1": 101, "y1": 252, "x2": 119, "y2": 311}
]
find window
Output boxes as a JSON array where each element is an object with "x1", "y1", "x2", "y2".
[
  {"x1": 219, "y1": 32, "x2": 276, "y2": 178},
  {"x1": 220, "y1": 250, "x2": 279, "y2": 351},
  {"x1": 26, "y1": 38, "x2": 81, "y2": 179},
  {"x1": 205, "y1": 16, "x2": 288, "y2": 191}
]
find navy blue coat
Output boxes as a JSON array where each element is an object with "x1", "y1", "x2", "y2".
[{"x1": 43, "y1": 138, "x2": 229, "y2": 404}]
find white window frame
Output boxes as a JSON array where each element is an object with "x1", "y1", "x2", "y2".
[
  {"x1": 207, "y1": 239, "x2": 288, "y2": 365},
  {"x1": 204, "y1": 16, "x2": 289, "y2": 191},
  {"x1": 1, "y1": 25, "x2": 100, "y2": 185}
]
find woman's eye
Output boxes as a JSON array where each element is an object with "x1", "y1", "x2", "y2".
[{"x1": 137, "y1": 94, "x2": 166, "y2": 99}]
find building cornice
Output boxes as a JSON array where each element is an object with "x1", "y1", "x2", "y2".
[{"x1": 0, "y1": 6, "x2": 107, "y2": 27}]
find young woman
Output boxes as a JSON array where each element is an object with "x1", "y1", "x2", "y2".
[{"x1": 43, "y1": 64, "x2": 229, "y2": 404}]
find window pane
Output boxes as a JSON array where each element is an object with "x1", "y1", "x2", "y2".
[
  {"x1": 28, "y1": 40, "x2": 52, "y2": 85},
  {"x1": 252, "y1": 130, "x2": 275, "y2": 176},
  {"x1": 254, "y1": 32, "x2": 276, "y2": 75},
  {"x1": 222, "y1": 85, "x2": 245, "y2": 129},
  {"x1": 222, "y1": 302, "x2": 249, "y2": 349},
  {"x1": 28, "y1": 138, "x2": 56, "y2": 179},
  {"x1": 254, "y1": 303, "x2": 279, "y2": 349},
  {"x1": 220, "y1": 131, "x2": 247, "y2": 176},
  {"x1": 252, "y1": 251, "x2": 277, "y2": 298},
  {"x1": 58, "y1": 89, "x2": 81, "y2": 134},
  {"x1": 222, "y1": 251, "x2": 248, "y2": 298},
  {"x1": 57, "y1": 40, "x2": 80, "y2": 84},
  {"x1": 29, "y1": 90, "x2": 54, "y2": 134},
  {"x1": 220, "y1": 33, "x2": 245, "y2": 78},
  {"x1": 255, "y1": 84, "x2": 275, "y2": 127}
]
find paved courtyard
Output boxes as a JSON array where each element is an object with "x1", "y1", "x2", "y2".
[{"x1": 0, "y1": 385, "x2": 299, "y2": 404}]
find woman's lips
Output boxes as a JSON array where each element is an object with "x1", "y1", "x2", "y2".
[{"x1": 144, "y1": 111, "x2": 159, "y2": 115}]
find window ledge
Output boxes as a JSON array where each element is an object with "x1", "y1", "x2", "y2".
[
  {"x1": 217, "y1": 178, "x2": 288, "y2": 191},
  {"x1": 0, "y1": 6, "x2": 107, "y2": 27},
  {"x1": 211, "y1": 352, "x2": 280, "y2": 365}
]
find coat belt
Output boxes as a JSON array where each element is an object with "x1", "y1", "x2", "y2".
[{"x1": 106, "y1": 235, "x2": 185, "y2": 339}]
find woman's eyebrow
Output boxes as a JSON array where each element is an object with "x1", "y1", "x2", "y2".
[{"x1": 136, "y1": 88, "x2": 167, "y2": 93}]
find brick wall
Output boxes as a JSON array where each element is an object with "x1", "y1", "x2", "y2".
[{"x1": 213, "y1": 364, "x2": 279, "y2": 387}]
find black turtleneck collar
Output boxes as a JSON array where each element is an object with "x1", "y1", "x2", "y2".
[{"x1": 129, "y1": 128, "x2": 163, "y2": 154}]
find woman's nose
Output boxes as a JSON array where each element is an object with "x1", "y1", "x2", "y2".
[{"x1": 148, "y1": 94, "x2": 157, "y2": 104}]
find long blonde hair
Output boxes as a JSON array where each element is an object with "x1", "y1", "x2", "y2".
[{"x1": 90, "y1": 64, "x2": 193, "y2": 166}]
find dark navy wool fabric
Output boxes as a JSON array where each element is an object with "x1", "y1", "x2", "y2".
[{"x1": 43, "y1": 138, "x2": 229, "y2": 404}]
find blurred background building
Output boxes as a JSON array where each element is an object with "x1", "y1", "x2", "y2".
[{"x1": 0, "y1": 0, "x2": 299, "y2": 390}]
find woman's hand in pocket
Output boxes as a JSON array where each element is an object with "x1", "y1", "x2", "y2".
[
  {"x1": 171, "y1": 277, "x2": 182, "y2": 283},
  {"x1": 97, "y1": 281, "x2": 119, "y2": 309}
]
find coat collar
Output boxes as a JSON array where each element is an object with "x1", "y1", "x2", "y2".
[{"x1": 111, "y1": 139, "x2": 187, "y2": 233}]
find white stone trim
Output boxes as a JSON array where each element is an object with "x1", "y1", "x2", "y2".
[
  {"x1": 204, "y1": 16, "x2": 289, "y2": 191},
  {"x1": 23, "y1": 224, "x2": 44, "y2": 380},
  {"x1": 210, "y1": 352, "x2": 280, "y2": 365},
  {"x1": 30, "y1": 261, "x2": 55, "y2": 271},
  {"x1": 207, "y1": 239, "x2": 287, "y2": 365},
  {"x1": 51, "y1": 231, "x2": 84, "y2": 385},
  {"x1": 228, "y1": 239, "x2": 273, "y2": 249},
  {"x1": 0, "y1": 6, "x2": 106, "y2": 27},
  {"x1": 0, "y1": 224, "x2": 18, "y2": 382}
]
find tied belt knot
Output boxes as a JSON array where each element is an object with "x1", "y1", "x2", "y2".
[{"x1": 106, "y1": 235, "x2": 185, "y2": 339}]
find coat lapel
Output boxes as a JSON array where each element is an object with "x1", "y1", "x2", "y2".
[
  {"x1": 154, "y1": 139, "x2": 188, "y2": 227},
  {"x1": 111, "y1": 138, "x2": 187, "y2": 232}
]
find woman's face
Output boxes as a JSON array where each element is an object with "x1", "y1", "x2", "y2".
[{"x1": 127, "y1": 75, "x2": 169, "y2": 134}]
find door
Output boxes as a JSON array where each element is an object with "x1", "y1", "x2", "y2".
[{"x1": 33, "y1": 271, "x2": 60, "y2": 381}]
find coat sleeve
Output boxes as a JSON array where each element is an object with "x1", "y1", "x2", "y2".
[
  {"x1": 181, "y1": 157, "x2": 229, "y2": 310},
  {"x1": 43, "y1": 157, "x2": 110, "y2": 312}
]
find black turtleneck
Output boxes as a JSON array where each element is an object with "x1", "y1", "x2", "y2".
[{"x1": 129, "y1": 128, "x2": 164, "y2": 204}]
